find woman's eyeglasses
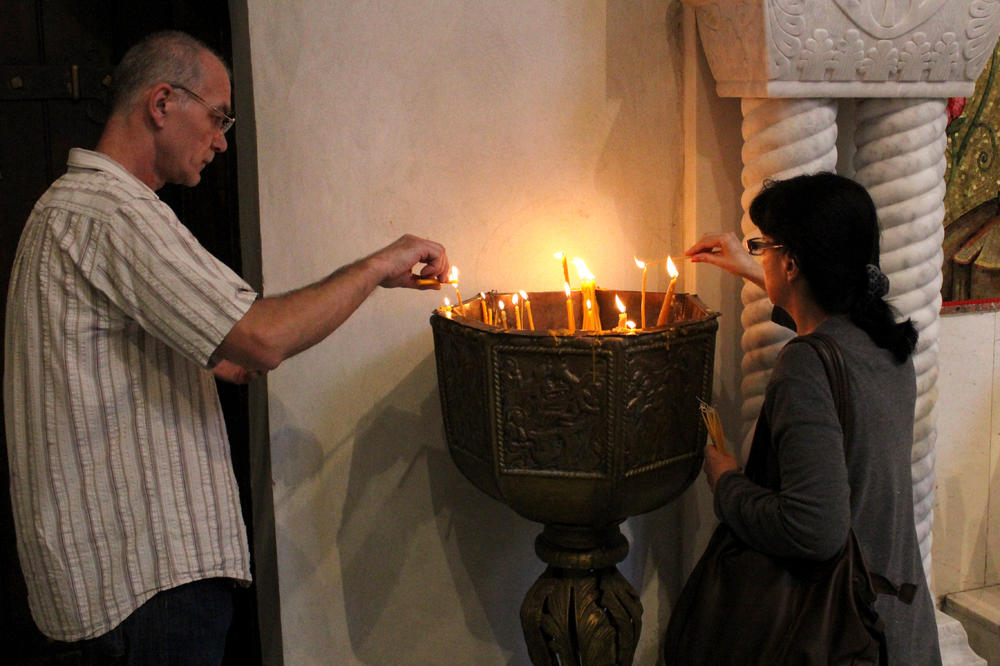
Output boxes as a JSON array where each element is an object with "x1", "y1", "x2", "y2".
[{"x1": 745, "y1": 237, "x2": 784, "y2": 256}]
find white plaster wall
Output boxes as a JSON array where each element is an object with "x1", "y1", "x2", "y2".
[
  {"x1": 933, "y1": 310, "x2": 1000, "y2": 599},
  {"x1": 240, "y1": 0, "x2": 1000, "y2": 662},
  {"x1": 245, "y1": 1, "x2": 737, "y2": 663}
]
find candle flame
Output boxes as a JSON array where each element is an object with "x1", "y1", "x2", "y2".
[
  {"x1": 626, "y1": 321, "x2": 636, "y2": 330},
  {"x1": 449, "y1": 266, "x2": 459, "y2": 283},
  {"x1": 519, "y1": 290, "x2": 529, "y2": 301},
  {"x1": 615, "y1": 294, "x2": 625, "y2": 313},
  {"x1": 564, "y1": 281, "x2": 571, "y2": 298},
  {"x1": 498, "y1": 300, "x2": 505, "y2": 310},
  {"x1": 586, "y1": 298, "x2": 592, "y2": 311},
  {"x1": 479, "y1": 291, "x2": 486, "y2": 299},
  {"x1": 554, "y1": 252, "x2": 565, "y2": 260},
  {"x1": 572, "y1": 258, "x2": 595, "y2": 281},
  {"x1": 634, "y1": 257, "x2": 646, "y2": 270},
  {"x1": 512, "y1": 293, "x2": 519, "y2": 305},
  {"x1": 666, "y1": 256, "x2": 679, "y2": 279}
]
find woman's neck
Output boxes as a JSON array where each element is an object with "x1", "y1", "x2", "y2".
[
  {"x1": 785, "y1": 299, "x2": 829, "y2": 335},
  {"x1": 780, "y1": 284, "x2": 829, "y2": 335}
]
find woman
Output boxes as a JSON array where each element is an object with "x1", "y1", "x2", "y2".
[{"x1": 685, "y1": 173, "x2": 940, "y2": 663}]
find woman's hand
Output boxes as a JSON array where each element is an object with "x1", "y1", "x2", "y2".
[
  {"x1": 703, "y1": 443, "x2": 740, "y2": 492},
  {"x1": 686, "y1": 232, "x2": 764, "y2": 289}
]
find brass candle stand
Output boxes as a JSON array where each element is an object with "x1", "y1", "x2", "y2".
[{"x1": 430, "y1": 289, "x2": 718, "y2": 665}]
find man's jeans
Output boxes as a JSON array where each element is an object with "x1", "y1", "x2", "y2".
[{"x1": 79, "y1": 578, "x2": 234, "y2": 665}]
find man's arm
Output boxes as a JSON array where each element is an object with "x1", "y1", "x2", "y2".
[{"x1": 213, "y1": 234, "x2": 448, "y2": 372}]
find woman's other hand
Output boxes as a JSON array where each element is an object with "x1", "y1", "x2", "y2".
[{"x1": 703, "y1": 443, "x2": 740, "y2": 491}]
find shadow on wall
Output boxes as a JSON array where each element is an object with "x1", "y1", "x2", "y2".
[
  {"x1": 335, "y1": 353, "x2": 539, "y2": 664},
  {"x1": 267, "y1": 351, "x2": 716, "y2": 663},
  {"x1": 344, "y1": 350, "x2": 713, "y2": 664},
  {"x1": 627, "y1": 465, "x2": 713, "y2": 663}
]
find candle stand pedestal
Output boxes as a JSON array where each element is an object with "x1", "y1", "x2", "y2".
[
  {"x1": 430, "y1": 290, "x2": 718, "y2": 665},
  {"x1": 520, "y1": 522, "x2": 640, "y2": 664}
]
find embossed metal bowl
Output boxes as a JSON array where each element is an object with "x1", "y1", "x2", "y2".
[{"x1": 430, "y1": 289, "x2": 719, "y2": 527}]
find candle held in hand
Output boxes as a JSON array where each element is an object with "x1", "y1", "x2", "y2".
[{"x1": 413, "y1": 277, "x2": 439, "y2": 287}]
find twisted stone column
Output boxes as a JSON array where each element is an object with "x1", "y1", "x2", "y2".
[
  {"x1": 852, "y1": 98, "x2": 947, "y2": 574},
  {"x1": 736, "y1": 97, "x2": 840, "y2": 448}
]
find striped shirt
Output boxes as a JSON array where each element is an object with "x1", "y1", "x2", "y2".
[{"x1": 3, "y1": 148, "x2": 256, "y2": 641}]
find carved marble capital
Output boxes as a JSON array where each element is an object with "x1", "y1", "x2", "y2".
[{"x1": 682, "y1": 0, "x2": 1000, "y2": 98}]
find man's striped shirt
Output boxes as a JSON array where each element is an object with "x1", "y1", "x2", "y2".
[{"x1": 3, "y1": 148, "x2": 256, "y2": 640}]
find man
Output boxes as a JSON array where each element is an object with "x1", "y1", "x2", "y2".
[{"x1": 3, "y1": 30, "x2": 449, "y2": 662}]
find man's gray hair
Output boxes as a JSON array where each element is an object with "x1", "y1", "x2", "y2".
[{"x1": 110, "y1": 30, "x2": 231, "y2": 113}]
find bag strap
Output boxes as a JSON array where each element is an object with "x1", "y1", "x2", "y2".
[
  {"x1": 789, "y1": 332, "x2": 891, "y2": 664},
  {"x1": 788, "y1": 332, "x2": 852, "y2": 437},
  {"x1": 788, "y1": 331, "x2": 918, "y2": 610}
]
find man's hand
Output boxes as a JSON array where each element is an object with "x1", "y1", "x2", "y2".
[{"x1": 370, "y1": 234, "x2": 450, "y2": 289}]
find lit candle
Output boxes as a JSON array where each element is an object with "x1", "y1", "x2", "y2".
[
  {"x1": 564, "y1": 281, "x2": 575, "y2": 332},
  {"x1": 656, "y1": 256, "x2": 679, "y2": 326},
  {"x1": 615, "y1": 294, "x2": 627, "y2": 331},
  {"x1": 626, "y1": 320, "x2": 636, "y2": 333},
  {"x1": 555, "y1": 252, "x2": 571, "y2": 288},
  {"x1": 498, "y1": 300, "x2": 508, "y2": 330},
  {"x1": 512, "y1": 293, "x2": 523, "y2": 329},
  {"x1": 443, "y1": 296, "x2": 453, "y2": 319},
  {"x1": 572, "y1": 258, "x2": 600, "y2": 330},
  {"x1": 520, "y1": 290, "x2": 535, "y2": 330},
  {"x1": 448, "y1": 266, "x2": 462, "y2": 306},
  {"x1": 479, "y1": 292, "x2": 489, "y2": 324},
  {"x1": 634, "y1": 257, "x2": 647, "y2": 329}
]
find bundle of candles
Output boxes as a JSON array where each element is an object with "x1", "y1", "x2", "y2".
[
  {"x1": 436, "y1": 251, "x2": 686, "y2": 334},
  {"x1": 699, "y1": 398, "x2": 728, "y2": 454}
]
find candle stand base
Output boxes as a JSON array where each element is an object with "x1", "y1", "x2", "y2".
[{"x1": 520, "y1": 523, "x2": 641, "y2": 666}]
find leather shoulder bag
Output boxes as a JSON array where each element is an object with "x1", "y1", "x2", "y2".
[{"x1": 662, "y1": 332, "x2": 915, "y2": 665}]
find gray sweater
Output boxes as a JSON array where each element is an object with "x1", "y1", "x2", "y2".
[{"x1": 715, "y1": 315, "x2": 941, "y2": 664}]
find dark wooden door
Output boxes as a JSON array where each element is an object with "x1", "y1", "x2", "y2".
[{"x1": 0, "y1": 2, "x2": 261, "y2": 663}]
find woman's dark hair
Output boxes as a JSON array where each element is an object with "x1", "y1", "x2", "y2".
[{"x1": 748, "y1": 172, "x2": 917, "y2": 363}]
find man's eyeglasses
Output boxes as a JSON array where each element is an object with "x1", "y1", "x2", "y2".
[
  {"x1": 170, "y1": 84, "x2": 235, "y2": 134},
  {"x1": 745, "y1": 237, "x2": 784, "y2": 256}
]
